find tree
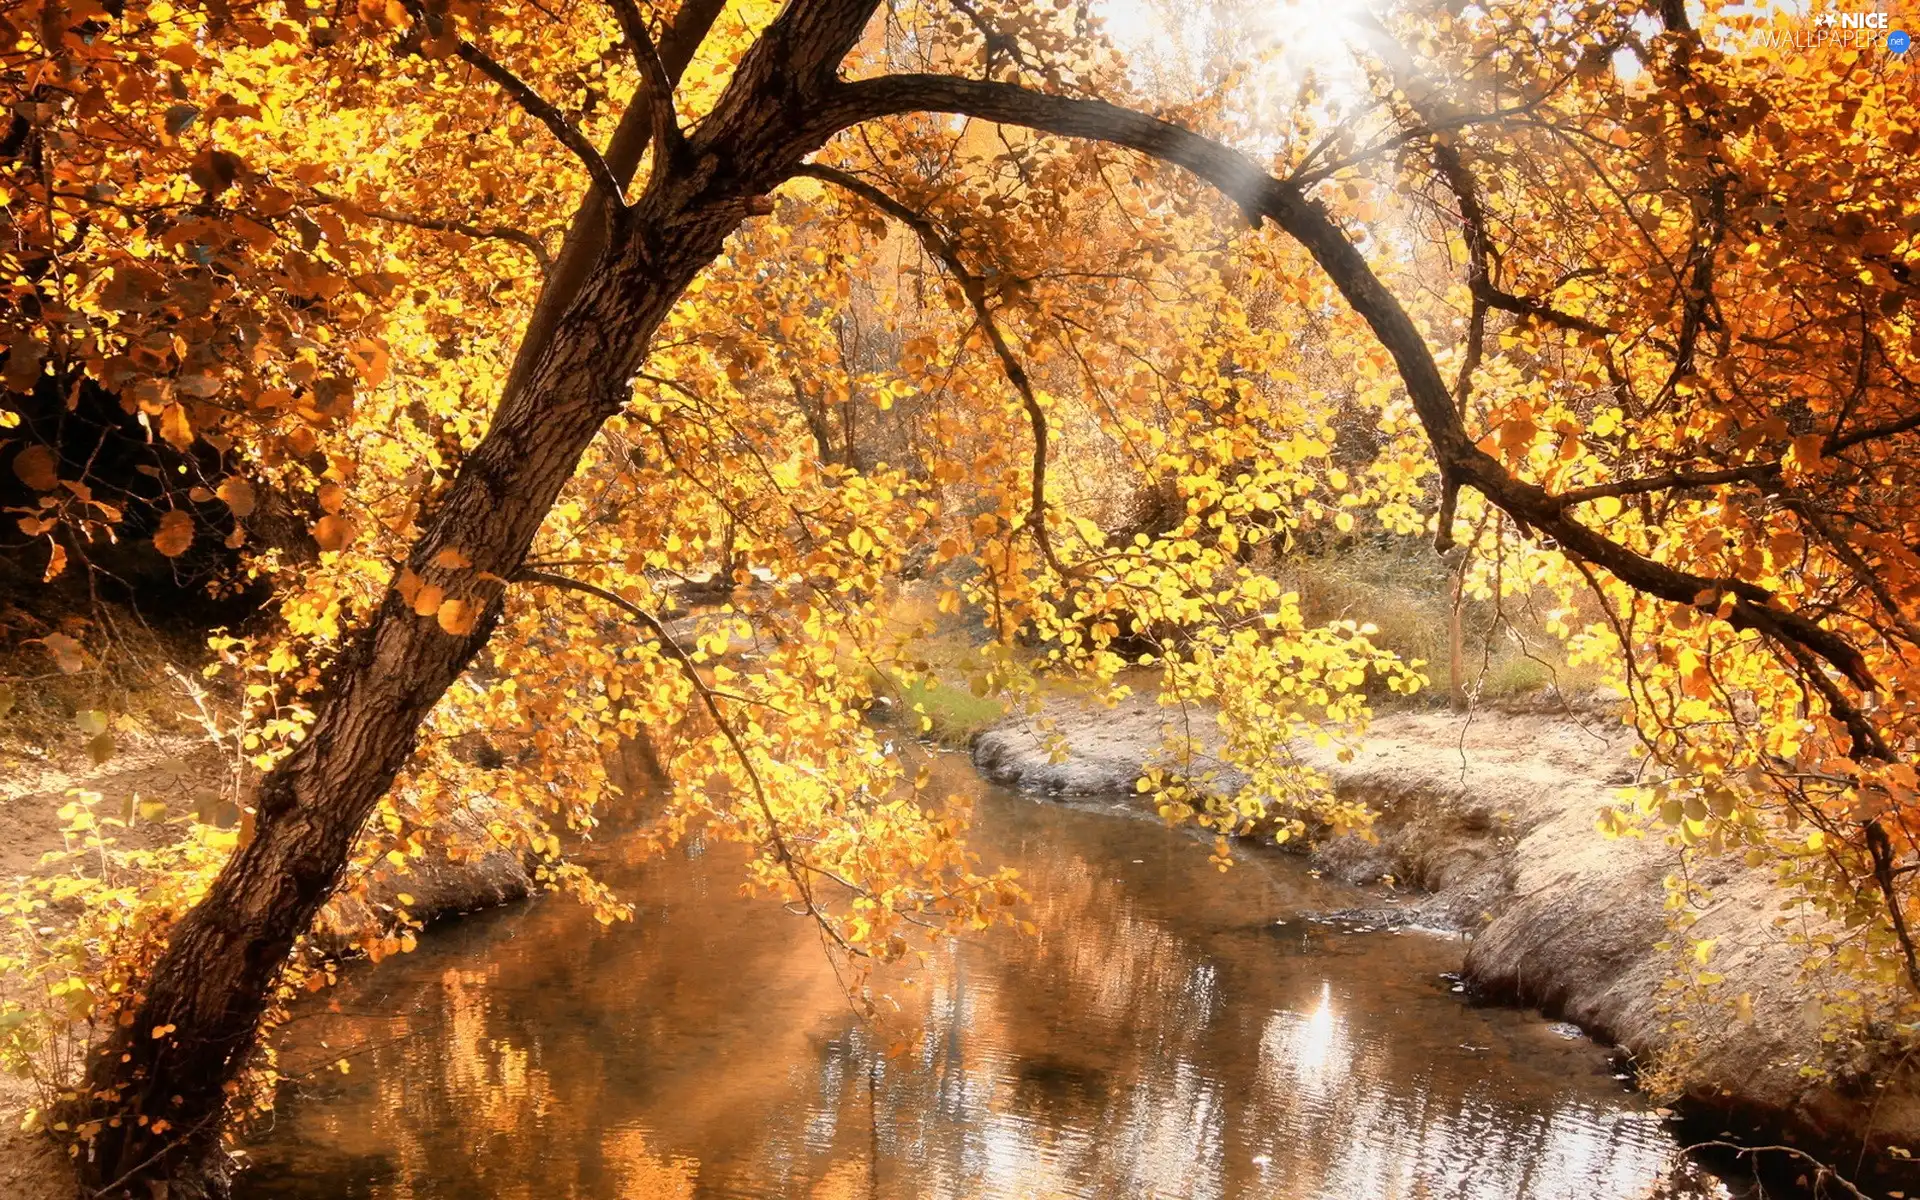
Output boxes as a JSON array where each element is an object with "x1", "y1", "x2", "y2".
[{"x1": 2, "y1": 0, "x2": 1916, "y2": 1192}]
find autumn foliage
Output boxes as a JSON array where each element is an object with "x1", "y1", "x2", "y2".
[{"x1": 0, "y1": 0, "x2": 1918, "y2": 1190}]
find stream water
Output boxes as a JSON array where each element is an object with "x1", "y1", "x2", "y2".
[{"x1": 236, "y1": 756, "x2": 1733, "y2": 1199}]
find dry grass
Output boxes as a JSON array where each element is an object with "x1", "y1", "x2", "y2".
[
  {"x1": 0, "y1": 574, "x2": 220, "y2": 777},
  {"x1": 1273, "y1": 537, "x2": 1608, "y2": 707}
]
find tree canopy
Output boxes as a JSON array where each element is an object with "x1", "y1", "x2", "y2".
[{"x1": 2, "y1": 0, "x2": 1917, "y2": 1191}]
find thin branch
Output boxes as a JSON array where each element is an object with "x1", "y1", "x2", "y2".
[
  {"x1": 1781, "y1": 495, "x2": 1920, "y2": 649},
  {"x1": 1551, "y1": 462, "x2": 1780, "y2": 509},
  {"x1": 496, "y1": 0, "x2": 725, "y2": 403},
  {"x1": 312, "y1": 191, "x2": 551, "y2": 272},
  {"x1": 597, "y1": 0, "x2": 683, "y2": 166},
  {"x1": 513, "y1": 569, "x2": 863, "y2": 958},
  {"x1": 1471, "y1": 277, "x2": 1613, "y2": 338},
  {"x1": 1866, "y1": 820, "x2": 1920, "y2": 999},
  {"x1": 1828, "y1": 407, "x2": 1920, "y2": 453},
  {"x1": 404, "y1": 0, "x2": 628, "y2": 205},
  {"x1": 1777, "y1": 634, "x2": 1889, "y2": 761},
  {"x1": 948, "y1": 0, "x2": 1031, "y2": 77}
]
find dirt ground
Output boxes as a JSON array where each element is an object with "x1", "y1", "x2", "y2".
[
  {"x1": 0, "y1": 1116, "x2": 72, "y2": 1200},
  {"x1": 2, "y1": 602, "x2": 240, "y2": 1198},
  {"x1": 2, "y1": 665, "x2": 236, "y2": 1200}
]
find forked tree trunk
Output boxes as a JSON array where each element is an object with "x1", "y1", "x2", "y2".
[{"x1": 75, "y1": 0, "x2": 883, "y2": 1189}]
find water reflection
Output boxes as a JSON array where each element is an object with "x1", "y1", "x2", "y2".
[
  {"x1": 1263, "y1": 981, "x2": 1342, "y2": 1087},
  {"x1": 237, "y1": 758, "x2": 1732, "y2": 1200}
]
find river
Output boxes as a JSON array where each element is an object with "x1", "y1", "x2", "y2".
[{"x1": 235, "y1": 755, "x2": 1732, "y2": 1199}]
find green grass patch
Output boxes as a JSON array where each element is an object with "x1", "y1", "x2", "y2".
[{"x1": 879, "y1": 672, "x2": 1005, "y2": 748}]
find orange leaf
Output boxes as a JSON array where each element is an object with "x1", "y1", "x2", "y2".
[
  {"x1": 159, "y1": 403, "x2": 194, "y2": 451},
  {"x1": 347, "y1": 338, "x2": 390, "y2": 388},
  {"x1": 11, "y1": 443, "x2": 57, "y2": 491},
  {"x1": 153, "y1": 510, "x2": 194, "y2": 557},
  {"x1": 436, "y1": 597, "x2": 477, "y2": 635},
  {"x1": 216, "y1": 476, "x2": 256, "y2": 517},
  {"x1": 313, "y1": 515, "x2": 349, "y2": 551},
  {"x1": 41, "y1": 632, "x2": 85, "y2": 674}
]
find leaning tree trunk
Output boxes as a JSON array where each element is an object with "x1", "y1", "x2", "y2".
[
  {"x1": 77, "y1": 236, "x2": 699, "y2": 1197},
  {"x1": 75, "y1": 1, "x2": 884, "y2": 1190}
]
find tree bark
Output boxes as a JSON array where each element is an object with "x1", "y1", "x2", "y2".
[{"x1": 77, "y1": 0, "x2": 884, "y2": 1192}]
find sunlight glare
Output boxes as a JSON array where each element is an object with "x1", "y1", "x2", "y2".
[{"x1": 1096, "y1": 0, "x2": 1379, "y2": 91}]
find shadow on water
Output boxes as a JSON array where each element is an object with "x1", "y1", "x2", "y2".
[{"x1": 236, "y1": 756, "x2": 1746, "y2": 1199}]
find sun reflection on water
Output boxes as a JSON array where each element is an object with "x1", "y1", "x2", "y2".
[
  {"x1": 238, "y1": 771, "x2": 1731, "y2": 1200},
  {"x1": 1264, "y1": 980, "x2": 1344, "y2": 1084}
]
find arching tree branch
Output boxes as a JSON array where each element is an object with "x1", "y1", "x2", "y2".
[{"x1": 807, "y1": 73, "x2": 1877, "y2": 694}]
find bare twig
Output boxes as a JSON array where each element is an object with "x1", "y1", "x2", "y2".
[
  {"x1": 1680, "y1": 1140, "x2": 1870, "y2": 1200},
  {"x1": 513, "y1": 568, "x2": 863, "y2": 957}
]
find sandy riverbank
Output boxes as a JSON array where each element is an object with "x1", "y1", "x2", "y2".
[{"x1": 973, "y1": 693, "x2": 1918, "y2": 1190}]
